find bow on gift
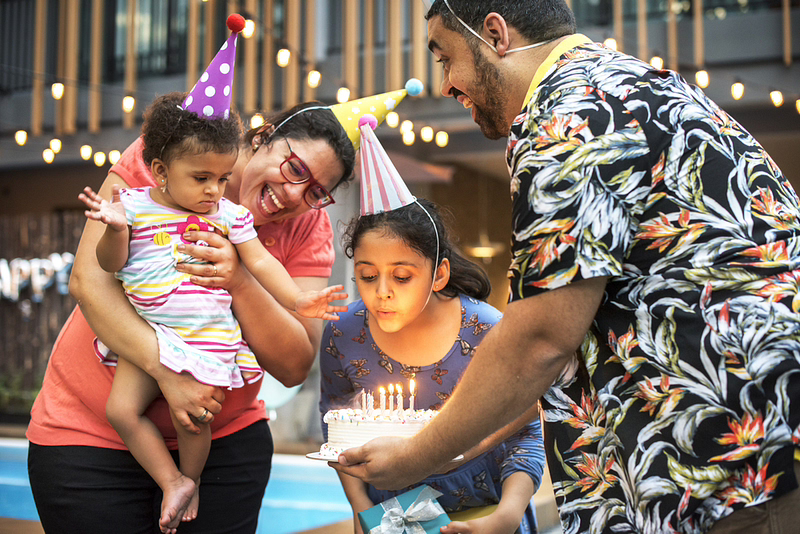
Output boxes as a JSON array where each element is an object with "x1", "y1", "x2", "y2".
[{"x1": 369, "y1": 486, "x2": 447, "y2": 534}]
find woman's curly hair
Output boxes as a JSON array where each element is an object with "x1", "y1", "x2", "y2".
[{"x1": 141, "y1": 92, "x2": 243, "y2": 166}]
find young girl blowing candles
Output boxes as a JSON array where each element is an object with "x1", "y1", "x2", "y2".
[{"x1": 318, "y1": 119, "x2": 545, "y2": 534}]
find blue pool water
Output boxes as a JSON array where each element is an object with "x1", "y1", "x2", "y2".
[{"x1": 0, "y1": 438, "x2": 351, "y2": 533}]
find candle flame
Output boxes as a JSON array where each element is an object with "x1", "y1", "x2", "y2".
[
  {"x1": 397, "y1": 384, "x2": 402, "y2": 394},
  {"x1": 388, "y1": 384, "x2": 394, "y2": 394},
  {"x1": 380, "y1": 387, "x2": 385, "y2": 394},
  {"x1": 410, "y1": 379, "x2": 415, "y2": 395}
]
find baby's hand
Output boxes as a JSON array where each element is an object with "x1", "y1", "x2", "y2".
[
  {"x1": 295, "y1": 284, "x2": 348, "y2": 321},
  {"x1": 79, "y1": 185, "x2": 127, "y2": 231},
  {"x1": 440, "y1": 510, "x2": 519, "y2": 534}
]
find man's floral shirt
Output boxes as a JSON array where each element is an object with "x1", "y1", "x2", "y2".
[{"x1": 507, "y1": 40, "x2": 800, "y2": 533}]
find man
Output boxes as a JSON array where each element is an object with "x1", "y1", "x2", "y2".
[{"x1": 334, "y1": 0, "x2": 800, "y2": 531}]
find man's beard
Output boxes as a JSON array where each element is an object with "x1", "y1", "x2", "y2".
[{"x1": 469, "y1": 49, "x2": 509, "y2": 140}]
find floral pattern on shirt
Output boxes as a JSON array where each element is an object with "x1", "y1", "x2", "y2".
[{"x1": 507, "y1": 42, "x2": 800, "y2": 533}]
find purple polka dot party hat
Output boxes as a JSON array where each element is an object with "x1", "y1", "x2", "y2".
[{"x1": 181, "y1": 14, "x2": 246, "y2": 120}]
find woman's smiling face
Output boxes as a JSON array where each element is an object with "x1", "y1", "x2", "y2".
[{"x1": 237, "y1": 136, "x2": 344, "y2": 225}]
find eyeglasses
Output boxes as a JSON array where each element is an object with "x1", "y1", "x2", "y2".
[{"x1": 278, "y1": 137, "x2": 335, "y2": 209}]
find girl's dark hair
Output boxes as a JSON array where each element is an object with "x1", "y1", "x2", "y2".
[
  {"x1": 342, "y1": 199, "x2": 491, "y2": 301},
  {"x1": 141, "y1": 92, "x2": 243, "y2": 166},
  {"x1": 243, "y1": 102, "x2": 356, "y2": 191},
  {"x1": 426, "y1": 0, "x2": 576, "y2": 54}
]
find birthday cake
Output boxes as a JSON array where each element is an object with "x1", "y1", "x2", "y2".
[{"x1": 319, "y1": 408, "x2": 439, "y2": 459}]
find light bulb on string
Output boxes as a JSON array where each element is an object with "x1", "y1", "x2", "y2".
[
  {"x1": 94, "y1": 151, "x2": 106, "y2": 167},
  {"x1": 603, "y1": 38, "x2": 617, "y2": 51},
  {"x1": 770, "y1": 90, "x2": 784, "y2": 107},
  {"x1": 276, "y1": 48, "x2": 291, "y2": 68},
  {"x1": 51, "y1": 82, "x2": 64, "y2": 100},
  {"x1": 695, "y1": 70, "x2": 710, "y2": 89},
  {"x1": 731, "y1": 81, "x2": 745, "y2": 101},
  {"x1": 336, "y1": 87, "x2": 350, "y2": 103},
  {"x1": 435, "y1": 131, "x2": 449, "y2": 148},
  {"x1": 400, "y1": 120, "x2": 414, "y2": 134},
  {"x1": 307, "y1": 70, "x2": 321, "y2": 89},
  {"x1": 242, "y1": 19, "x2": 256, "y2": 39},
  {"x1": 50, "y1": 138, "x2": 62, "y2": 154},
  {"x1": 402, "y1": 130, "x2": 415, "y2": 146},
  {"x1": 386, "y1": 111, "x2": 399, "y2": 128},
  {"x1": 420, "y1": 126, "x2": 434, "y2": 143},
  {"x1": 250, "y1": 113, "x2": 265, "y2": 129},
  {"x1": 43, "y1": 148, "x2": 55, "y2": 164},
  {"x1": 14, "y1": 130, "x2": 27, "y2": 146},
  {"x1": 795, "y1": 99, "x2": 800, "y2": 115},
  {"x1": 122, "y1": 96, "x2": 135, "y2": 113},
  {"x1": 649, "y1": 56, "x2": 664, "y2": 70},
  {"x1": 109, "y1": 150, "x2": 121, "y2": 165},
  {"x1": 80, "y1": 145, "x2": 93, "y2": 160}
]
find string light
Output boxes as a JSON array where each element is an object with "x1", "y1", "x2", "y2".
[
  {"x1": 603, "y1": 38, "x2": 617, "y2": 51},
  {"x1": 42, "y1": 148, "x2": 55, "y2": 163},
  {"x1": 695, "y1": 70, "x2": 710, "y2": 89},
  {"x1": 336, "y1": 87, "x2": 350, "y2": 103},
  {"x1": 386, "y1": 112, "x2": 399, "y2": 128},
  {"x1": 14, "y1": 130, "x2": 27, "y2": 146},
  {"x1": 122, "y1": 96, "x2": 135, "y2": 113},
  {"x1": 49, "y1": 139, "x2": 62, "y2": 154},
  {"x1": 108, "y1": 150, "x2": 121, "y2": 165},
  {"x1": 80, "y1": 145, "x2": 93, "y2": 160},
  {"x1": 649, "y1": 56, "x2": 664, "y2": 70},
  {"x1": 796, "y1": 99, "x2": 800, "y2": 115},
  {"x1": 242, "y1": 19, "x2": 256, "y2": 39},
  {"x1": 420, "y1": 126, "x2": 434, "y2": 143},
  {"x1": 51, "y1": 82, "x2": 64, "y2": 100},
  {"x1": 435, "y1": 131, "x2": 449, "y2": 148},
  {"x1": 402, "y1": 130, "x2": 415, "y2": 146},
  {"x1": 731, "y1": 81, "x2": 745, "y2": 100},
  {"x1": 276, "y1": 48, "x2": 291, "y2": 68},
  {"x1": 400, "y1": 120, "x2": 414, "y2": 134},
  {"x1": 307, "y1": 70, "x2": 321, "y2": 89},
  {"x1": 250, "y1": 113, "x2": 265, "y2": 129},
  {"x1": 770, "y1": 90, "x2": 784, "y2": 107},
  {"x1": 94, "y1": 151, "x2": 106, "y2": 167}
]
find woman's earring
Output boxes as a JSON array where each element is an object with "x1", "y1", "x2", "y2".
[{"x1": 251, "y1": 135, "x2": 263, "y2": 153}]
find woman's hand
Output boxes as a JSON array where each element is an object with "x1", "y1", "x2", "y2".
[
  {"x1": 175, "y1": 230, "x2": 241, "y2": 290},
  {"x1": 154, "y1": 366, "x2": 225, "y2": 433}
]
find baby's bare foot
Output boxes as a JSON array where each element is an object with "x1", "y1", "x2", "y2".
[
  {"x1": 159, "y1": 474, "x2": 196, "y2": 533},
  {"x1": 182, "y1": 482, "x2": 200, "y2": 522}
]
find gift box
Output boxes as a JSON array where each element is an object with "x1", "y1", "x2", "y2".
[{"x1": 357, "y1": 484, "x2": 451, "y2": 534}]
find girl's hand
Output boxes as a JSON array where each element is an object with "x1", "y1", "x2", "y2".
[
  {"x1": 79, "y1": 185, "x2": 127, "y2": 231},
  {"x1": 175, "y1": 230, "x2": 241, "y2": 290},
  {"x1": 440, "y1": 512, "x2": 519, "y2": 534},
  {"x1": 295, "y1": 285, "x2": 348, "y2": 321}
]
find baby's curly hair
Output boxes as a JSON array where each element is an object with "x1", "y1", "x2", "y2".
[{"x1": 141, "y1": 92, "x2": 243, "y2": 166}]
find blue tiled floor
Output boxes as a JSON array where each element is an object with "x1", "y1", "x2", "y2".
[{"x1": 0, "y1": 439, "x2": 350, "y2": 533}]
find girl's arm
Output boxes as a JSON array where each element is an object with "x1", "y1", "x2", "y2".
[
  {"x1": 441, "y1": 472, "x2": 536, "y2": 534},
  {"x1": 71, "y1": 172, "x2": 225, "y2": 432},
  {"x1": 337, "y1": 472, "x2": 373, "y2": 534},
  {"x1": 77, "y1": 185, "x2": 130, "y2": 272},
  {"x1": 235, "y1": 239, "x2": 347, "y2": 321}
]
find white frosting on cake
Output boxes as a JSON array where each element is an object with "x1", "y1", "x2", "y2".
[{"x1": 320, "y1": 408, "x2": 438, "y2": 459}]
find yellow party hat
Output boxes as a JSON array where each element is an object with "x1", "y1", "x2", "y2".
[{"x1": 331, "y1": 79, "x2": 424, "y2": 150}]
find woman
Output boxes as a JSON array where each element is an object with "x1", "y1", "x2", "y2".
[{"x1": 27, "y1": 101, "x2": 355, "y2": 533}]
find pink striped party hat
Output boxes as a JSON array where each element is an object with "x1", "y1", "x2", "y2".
[
  {"x1": 181, "y1": 14, "x2": 245, "y2": 119},
  {"x1": 358, "y1": 115, "x2": 416, "y2": 216}
]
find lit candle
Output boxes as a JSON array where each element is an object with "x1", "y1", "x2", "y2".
[
  {"x1": 396, "y1": 384, "x2": 403, "y2": 414},
  {"x1": 361, "y1": 389, "x2": 367, "y2": 412},
  {"x1": 409, "y1": 378, "x2": 416, "y2": 412},
  {"x1": 388, "y1": 384, "x2": 394, "y2": 415},
  {"x1": 380, "y1": 387, "x2": 386, "y2": 416}
]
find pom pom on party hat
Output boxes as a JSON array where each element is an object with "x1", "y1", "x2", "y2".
[
  {"x1": 181, "y1": 14, "x2": 245, "y2": 119},
  {"x1": 358, "y1": 115, "x2": 416, "y2": 216},
  {"x1": 331, "y1": 78, "x2": 424, "y2": 151}
]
